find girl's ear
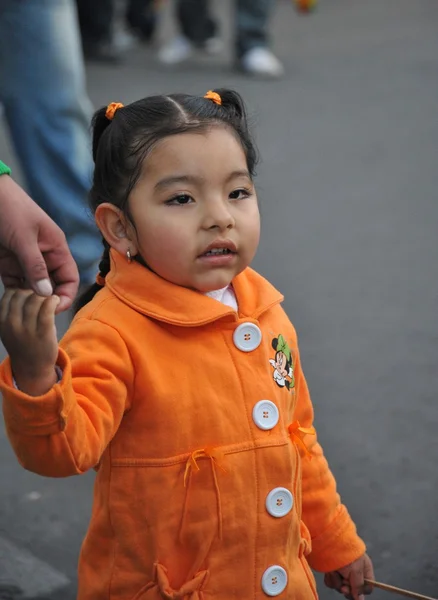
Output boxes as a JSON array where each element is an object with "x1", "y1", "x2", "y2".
[{"x1": 95, "y1": 203, "x2": 139, "y2": 257}]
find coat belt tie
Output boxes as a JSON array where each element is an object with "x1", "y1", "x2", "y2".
[
  {"x1": 138, "y1": 562, "x2": 209, "y2": 599},
  {"x1": 180, "y1": 447, "x2": 227, "y2": 541},
  {"x1": 288, "y1": 420, "x2": 316, "y2": 459}
]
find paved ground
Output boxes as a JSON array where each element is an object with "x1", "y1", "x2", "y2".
[{"x1": 1, "y1": 0, "x2": 438, "y2": 598}]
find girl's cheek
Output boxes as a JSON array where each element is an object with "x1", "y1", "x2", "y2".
[{"x1": 166, "y1": 233, "x2": 189, "y2": 255}]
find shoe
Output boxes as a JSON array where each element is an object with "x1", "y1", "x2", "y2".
[
  {"x1": 82, "y1": 40, "x2": 123, "y2": 64},
  {"x1": 158, "y1": 35, "x2": 194, "y2": 65},
  {"x1": 158, "y1": 35, "x2": 224, "y2": 65},
  {"x1": 204, "y1": 36, "x2": 224, "y2": 55},
  {"x1": 239, "y1": 47, "x2": 284, "y2": 78},
  {"x1": 113, "y1": 29, "x2": 139, "y2": 52}
]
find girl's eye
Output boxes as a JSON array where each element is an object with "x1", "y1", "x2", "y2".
[
  {"x1": 166, "y1": 194, "x2": 193, "y2": 205},
  {"x1": 229, "y1": 188, "x2": 251, "y2": 200}
]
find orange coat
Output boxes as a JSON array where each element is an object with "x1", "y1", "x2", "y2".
[{"x1": 0, "y1": 249, "x2": 365, "y2": 600}]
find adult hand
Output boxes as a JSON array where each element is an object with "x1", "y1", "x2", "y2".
[{"x1": 0, "y1": 175, "x2": 79, "y2": 312}]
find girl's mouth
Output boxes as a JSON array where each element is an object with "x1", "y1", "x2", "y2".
[
  {"x1": 198, "y1": 247, "x2": 237, "y2": 266},
  {"x1": 200, "y1": 238, "x2": 238, "y2": 257},
  {"x1": 203, "y1": 248, "x2": 233, "y2": 256}
]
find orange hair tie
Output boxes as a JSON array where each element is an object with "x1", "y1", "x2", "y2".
[
  {"x1": 96, "y1": 274, "x2": 106, "y2": 287},
  {"x1": 105, "y1": 102, "x2": 124, "y2": 121},
  {"x1": 204, "y1": 90, "x2": 222, "y2": 106}
]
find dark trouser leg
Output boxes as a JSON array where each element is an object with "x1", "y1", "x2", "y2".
[
  {"x1": 126, "y1": 0, "x2": 157, "y2": 41},
  {"x1": 76, "y1": 0, "x2": 114, "y2": 44},
  {"x1": 176, "y1": 0, "x2": 218, "y2": 46},
  {"x1": 235, "y1": 0, "x2": 275, "y2": 58}
]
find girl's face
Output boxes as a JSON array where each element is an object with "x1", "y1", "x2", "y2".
[{"x1": 126, "y1": 127, "x2": 260, "y2": 292}]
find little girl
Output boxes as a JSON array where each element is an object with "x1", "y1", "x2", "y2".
[{"x1": 0, "y1": 89, "x2": 374, "y2": 600}]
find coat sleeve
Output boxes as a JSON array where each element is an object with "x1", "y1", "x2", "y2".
[
  {"x1": 293, "y1": 336, "x2": 366, "y2": 573},
  {"x1": 0, "y1": 318, "x2": 133, "y2": 477}
]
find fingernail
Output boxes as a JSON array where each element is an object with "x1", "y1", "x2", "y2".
[
  {"x1": 35, "y1": 279, "x2": 53, "y2": 296},
  {"x1": 359, "y1": 595, "x2": 365, "y2": 600},
  {"x1": 55, "y1": 295, "x2": 69, "y2": 313}
]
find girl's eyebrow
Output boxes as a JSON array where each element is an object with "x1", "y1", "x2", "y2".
[
  {"x1": 154, "y1": 170, "x2": 251, "y2": 192},
  {"x1": 226, "y1": 169, "x2": 252, "y2": 182},
  {"x1": 154, "y1": 175, "x2": 199, "y2": 191}
]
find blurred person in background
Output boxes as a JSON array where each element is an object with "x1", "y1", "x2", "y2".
[
  {"x1": 126, "y1": 0, "x2": 160, "y2": 43},
  {"x1": 77, "y1": 0, "x2": 120, "y2": 62},
  {"x1": 77, "y1": 0, "x2": 159, "y2": 62},
  {"x1": 158, "y1": 0, "x2": 283, "y2": 77},
  {"x1": 0, "y1": 0, "x2": 101, "y2": 286}
]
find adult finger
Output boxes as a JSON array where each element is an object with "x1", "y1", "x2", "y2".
[
  {"x1": 40, "y1": 235, "x2": 79, "y2": 313},
  {"x1": 13, "y1": 241, "x2": 53, "y2": 297},
  {"x1": 49, "y1": 259, "x2": 79, "y2": 313},
  {"x1": 0, "y1": 253, "x2": 24, "y2": 288}
]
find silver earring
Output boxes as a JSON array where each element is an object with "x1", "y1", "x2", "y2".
[{"x1": 126, "y1": 248, "x2": 132, "y2": 263}]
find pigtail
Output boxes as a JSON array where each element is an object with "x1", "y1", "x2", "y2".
[
  {"x1": 91, "y1": 107, "x2": 113, "y2": 162},
  {"x1": 73, "y1": 240, "x2": 111, "y2": 315},
  {"x1": 213, "y1": 89, "x2": 247, "y2": 122},
  {"x1": 98, "y1": 239, "x2": 111, "y2": 277},
  {"x1": 212, "y1": 88, "x2": 258, "y2": 176}
]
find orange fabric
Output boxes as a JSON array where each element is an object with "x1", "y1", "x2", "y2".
[
  {"x1": 0, "y1": 248, "x2": 366, "y2": 599},
  {"x1": 105, "y1": 101, "x2": 124, "y2": 120},
  {"x1": 131, "y1": 563, "x2": 209, "y2": 599},
  {"x1": 181, "y1": 447, "x2": 227, "y2": 541},
  {"x1": 183, "y1": 447, "x2": 227, "y2": 487},
  {"x1": 288, "y1": 420, "x2": 316, "y2": 459},
  {"x1": 154, "y1": 563, "x2": 209, "y2": 599}
]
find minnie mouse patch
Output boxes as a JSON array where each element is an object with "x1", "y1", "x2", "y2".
[{"x1": 269, "y1": 334, "x2": 295, "y2": 391}]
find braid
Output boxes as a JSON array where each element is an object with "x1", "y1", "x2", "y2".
[
  {"x1": 73, "y1": 239, "x2": 111, "y2": 315},
  {"x1": 98, "y1": 239, "x2": 111, "y2": 279}
]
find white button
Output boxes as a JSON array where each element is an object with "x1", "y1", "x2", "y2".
[
  {"x1": 266, "y1": 487, "x2": 294, "y2": 518},
  {"x1": 261, "y1": 565, "x2": 288, "y2": 596},
  {"x1": 252, "y1": 400, "x2": 279, "y2": 431},
  {"x1": 233, "y1": 322, "x2": 262, "y2": 352}
]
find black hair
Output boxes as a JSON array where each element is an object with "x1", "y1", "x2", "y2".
[{"x1": 73, "y1": 89, "x2": 258, "y2": 313}]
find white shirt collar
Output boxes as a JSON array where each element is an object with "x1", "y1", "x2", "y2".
[{"x1": 204, "y1": 284, "x2": 238, "y2": 311}]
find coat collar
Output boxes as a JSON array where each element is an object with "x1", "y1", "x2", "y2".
[{"x1": 104, "y1": 249, "x2": 283, "y2": 326}]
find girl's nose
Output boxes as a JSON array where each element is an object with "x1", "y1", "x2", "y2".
[{"x1": 202, "y1": 200, "x2": 235, "y2": 231}]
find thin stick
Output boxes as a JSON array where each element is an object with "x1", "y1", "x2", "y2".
[{"x1": 364, "y1": 579, "x2": 438, "y2": 600}]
